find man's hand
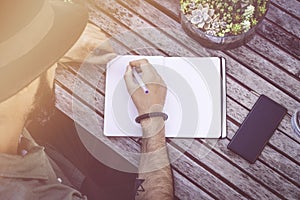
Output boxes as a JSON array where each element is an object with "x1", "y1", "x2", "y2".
[{"x1": 124, "y1": 59, "x2": 167, "y2": 115}]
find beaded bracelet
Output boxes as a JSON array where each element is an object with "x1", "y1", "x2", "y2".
[{"x1": 135, "y1": 112, "x2": 168, "y2": 123}]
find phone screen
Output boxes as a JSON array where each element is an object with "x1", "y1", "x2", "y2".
[{"x1": 227, "y1": 95, "x2": 287, "y2": 163}]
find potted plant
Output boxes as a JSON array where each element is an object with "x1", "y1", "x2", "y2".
[{"x1": 180, "y1": 0, "x2": 270, "y2": 49}]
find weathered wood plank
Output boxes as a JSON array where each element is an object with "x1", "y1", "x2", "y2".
[
  {"x1": 60, "y1": 62, "x2": 106, "y2": 96},
  {"x1": 171, "y1": 138, "x2": 281, "y2": 200},
  {"x1": 257, "y1": 20, "x2": 300, "y2": 59},
  {"x1": 266, "y1": 4, "x2": 300, "y2": 38},
  {"x1": 215, "y1": 52, "x2": 300, "y2": 115},
  {"x1": 258, "y1": 144, "x2": 300, "y2": 187},
  {"x1": 117, "y1": 0, "x2": 213, "y2": 57},
  {"x1": 55, "y1": 65, "x2": 105, "y2": 114},
  {"x1": 147, "y1": 0, "x2": 180, "y2": 20},
  {"x1": 173, "y1": 170, "x2": 214, "y2": 200},
  {"x1": 169, "y1": 144, "x2": 249, "y2": 200},
  {"x1": 246, "y1": 34, "x2": 300, "y2": 77},
  {"x1": 271, "y1": 0, "x2": 300, "y2": 18},
  {"x1": 117, "y1": 0, "x2": 182, "y2": 29},
  {"x1": 88, "y1": 7, "x2": 163, "y2": 56},
  {"x1": 203, "y1": 139, "x2": 300, "y2": 200},
  {"x1": 226, "y1": 45, "x2": 300, "y2": 101},
  {"x1": 90, "y1": 0, "x2": 195, "y2": 57}
]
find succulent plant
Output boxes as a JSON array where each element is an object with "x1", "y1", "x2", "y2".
[
  {"x1": 231, "y1": 23, "x2": 242, "y2": 34},
  {"x1": 251, "y1": 18, "x2": 258, "y2": 25},
  {"x1": 190, "y1": 4, "x2": 215, "y2": 30},
  {"x1": 241, "y1": 20, "x2": 251, "y2": 32},
  {"x1": 181, "y1": 0, "x2": 269, "y2": 36},
  {"x1": 258, "y1": 4, "x2": 267, "y2": 15},
  {"x1": 243, "y1": 5, "x2": 255, "y2": 19}
]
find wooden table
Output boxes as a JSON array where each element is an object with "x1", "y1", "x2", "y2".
[{"x1": 54, "y1": 0, "x2": 300, "y2": 199}]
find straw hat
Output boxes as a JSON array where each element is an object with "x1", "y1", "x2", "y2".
[{"x1": 0, "y1": 0, "x2": 88, "y2": 102}]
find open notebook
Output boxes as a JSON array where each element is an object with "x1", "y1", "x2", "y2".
[{"x1": 104, "y1": 56, "x2": 226, "y2": 138}]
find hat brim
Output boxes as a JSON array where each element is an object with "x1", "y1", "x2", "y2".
[{"x1": 0, "y1": 1, "x2": 88, "y2": 102}]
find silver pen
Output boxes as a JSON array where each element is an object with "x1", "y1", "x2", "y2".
[{"x1": 132, "y1": 67, "x2": 149, "y2": 94}]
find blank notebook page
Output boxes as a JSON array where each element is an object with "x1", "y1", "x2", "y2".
[{"x1": 104, "y1": 55, "x2": 226, "y2": 138}]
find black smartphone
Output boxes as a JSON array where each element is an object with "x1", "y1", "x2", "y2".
[{"x1": 227, "y1": 95, "x2": 287, "y2": 163}]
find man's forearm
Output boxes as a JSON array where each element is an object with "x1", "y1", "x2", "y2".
[{"x1": 137, "y1": 118, "x2": 174, "y2": 200}]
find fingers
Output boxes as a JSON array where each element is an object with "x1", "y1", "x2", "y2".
[
  {"x1": 126, "y1": 58, "x2": 165, "y2": 91},
  {"x1": 124, "y1": 65, "x2": 138, "y2": 95},
  {"x1": 129, "y1": 59, "x2": 148, "y2": 68},
  {"x1": 129, "y1": 59, "x2": 156, "y2": 73},
  {"x1": 129, "y1": 59, "x2": 159, "y2": 80},
  {"x1": 129, "y1": 59, "x2": 148, "y2": 73}
]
